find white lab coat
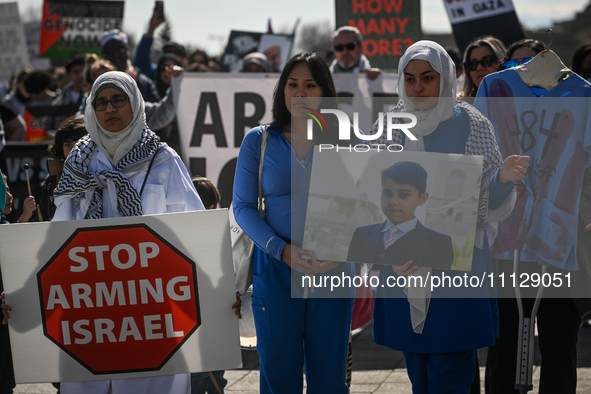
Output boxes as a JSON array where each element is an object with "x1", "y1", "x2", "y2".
[
  {"x1": 54, "y1": 144, "x2": 204, "y2": 394},
  {"x1": 54, "y1": 145, "x2": 204, "y2": 221}
]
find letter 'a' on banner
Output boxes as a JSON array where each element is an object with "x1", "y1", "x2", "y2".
[
  {"x1": 39, "y1": 0, "x2": 124, "y2": 59},
  {"x1": 443, "y1": 0, "x2": 525, "y2": 53}
]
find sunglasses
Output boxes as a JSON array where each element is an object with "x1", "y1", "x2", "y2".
[
  {"x1": 92, "y1": 95, "x2": 128, "y2": 111},
  {"x1": 334, "y1": 42, "x2": 358, "y2": 52},
  {"x1": 463, "y1": 55, "x2": 497, "y2": 72},
  {"x1": 503, "y1": 57, "x2": 533, "y2": 69}
]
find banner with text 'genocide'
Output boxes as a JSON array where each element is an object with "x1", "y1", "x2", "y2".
[
  {"x1": 335, "y1": 0, "x2": 421, "y2": 72},
  {"x1": 40, "y1": 0, "x2": 124, "y2": 59}
]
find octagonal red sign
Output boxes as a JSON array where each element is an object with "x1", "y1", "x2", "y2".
[{"x1": 37, "y1": 224, "x2": 201, "y2": 374}]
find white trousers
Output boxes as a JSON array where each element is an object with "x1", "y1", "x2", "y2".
[{"x1": 60, "y1": 374, "x2": 190, "y2": 394}]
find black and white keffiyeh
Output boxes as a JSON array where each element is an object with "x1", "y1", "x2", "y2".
[{"x1": 54, "y1": 129, "x2": 162, "y2": 219}]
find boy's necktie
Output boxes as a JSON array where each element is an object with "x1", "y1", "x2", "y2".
[{"x1": 384, "y1": 226, "x2": 401, "y2": 249}]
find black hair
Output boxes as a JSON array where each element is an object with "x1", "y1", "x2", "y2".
[
  {"x1": 189, "y1": 49, "x2": 209, "y2": 65},
  {"x1": 15, "y1": 67, "x2": 32, "y2": 85},
  {"x1": 571, "y1": 42, "x2": 591, "y2": 77},
  {"x1": 23, "y1": 70, "x2": 52, "y2": 94},
  {"x1": 381, "y1": 161, "x2": 427, "y2": 195},
  {"x1": 66, "y1": 55, "x2": 86, "y2": 74},
  {"x1": 271, "y1": 52, "x2": 338, "y2": 130},
  {"x1": 192, "y1": 177, "x2": 220, "y2": 209},
  {"x1": 163, "y1": 42, "x2": 187, "y2": 60},
  {"x1": 48, "y1": 115, "x2": 88, "y2": 160},
  {"x1": 499, "y1": 39, "x2": 547, "y2": 71},
  {"x1": 157, "y1": 53, "x2": 182, "y2": 72},
  {"x1": 156, "y1": 54, "x2": 183, "y2": 97}
]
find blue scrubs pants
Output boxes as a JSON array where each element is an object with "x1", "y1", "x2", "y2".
[
  {"x1": 404, "y1": 350, "x2": 477, "y2": 394},
  {"x1": 252, "y1": 250, "x2": 354, "y2": 394}
]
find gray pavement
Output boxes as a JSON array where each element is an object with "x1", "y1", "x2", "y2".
[{"x1": 13, "y1": 322, "x2": 591, "y2": 393}]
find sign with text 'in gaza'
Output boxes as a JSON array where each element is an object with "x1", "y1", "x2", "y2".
[
  {"x1": 335, "y1": 0, "x2": 421, "y2": 72},
  {"x1": 443, "y1": 0, "x2": 524, "y2": 53},
  {"x1": 40, "y1": 0, "x2": 124, "y2": 59}
]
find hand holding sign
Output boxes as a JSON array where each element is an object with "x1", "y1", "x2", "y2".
[
  {"x1": 391, "y1": 260, "x2": 420, "y2": 276},
  {"x1": 281, "y1": 245, "x2": 322, "y2": 276},
  {"x1": 148, "y1": 6, "x2": 165, "y2": 37}
]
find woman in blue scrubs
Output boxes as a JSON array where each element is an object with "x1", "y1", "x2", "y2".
[{"x1": 233, "y1": 52, "x2": 355, "y2": 394}]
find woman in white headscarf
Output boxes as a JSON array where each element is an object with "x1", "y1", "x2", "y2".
[
  {"x1": 54, "y1": 71, "x2": 203, "y2": 220},
  {"x1": 367, "y1": 41, "x2": 529, "y2": 393},
  {"x1": 53, "y1": 71, "x2": 204, "y2": 394}
]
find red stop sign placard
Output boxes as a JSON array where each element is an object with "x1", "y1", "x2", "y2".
[{"x1": 37, "y1": 224, "x2": 201, "y2": 374}]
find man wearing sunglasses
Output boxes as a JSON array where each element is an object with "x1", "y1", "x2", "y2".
[{"x1": 329, "y1": 26, "x2": 382, "y2": 81}]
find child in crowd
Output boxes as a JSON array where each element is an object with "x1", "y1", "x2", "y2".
[
  {"x1": 39, "y1": 115, "x2": 87, "y2": 221},
  {"x1": 2, "y1": 174, "x2": 36, "y2": 224},
  {"x1": 192, "y1": 177, "x2": 221, "y2": 210}
]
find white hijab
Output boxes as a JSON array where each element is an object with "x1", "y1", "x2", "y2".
[
  {"x1": 397, "y1": 40, "x2": 457, "y2": 151},
  {"x1": 394, "y1": 41, "x2": 457, "y2": 334},
  {"x1": 84, "y1": 71, "x2": 146, "y2": 165}
]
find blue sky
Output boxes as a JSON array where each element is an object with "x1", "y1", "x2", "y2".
[{"x1": 16, "y1": 0, "x2": 590, "y2": 55}]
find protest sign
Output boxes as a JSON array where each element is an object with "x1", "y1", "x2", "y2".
[
  {"x1": 302, "y1": 149, "x2": 483, "y2": 271},
  {"x1": 174, "y1": 72, "x2": 399, "y2": 207},
  {"x1": 443, "y1": 0, "x2": 524, "y2": 53},
  {"x1": 335, "y1": 0, "x2": 421, "y2": 72},
  {"x1": 39, "y1": 0, "x2": 124, "y2": 59},
  {"x1": 0, "y1": 2, "x2": 30, "y2": 83},
  {"x1": 221, "y1": 30, "x2": 294, "y2": 72},
  {"x1": 24, "y1": 21, "x2": 52, "y2": 71},
  {"x1": 0, "y1": 210, "x2": 241, "y2": 382}
]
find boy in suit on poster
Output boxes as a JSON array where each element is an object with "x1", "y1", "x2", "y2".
[{"x1": 347, "y1": 161, "x2": 454, "y2": 270}]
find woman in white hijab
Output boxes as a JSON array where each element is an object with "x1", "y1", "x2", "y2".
[
  {"x1": 53, "y1": 71, "x2": 204, "y2": 394},
  {"x1": 367, "y1": 41, "x2": 529, "y2": 393},
  {"x1": 53, "y1": 71, "x2": 203, "y2": 220}
]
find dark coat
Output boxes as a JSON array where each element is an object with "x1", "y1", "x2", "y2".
[{"x1": 347, "y1": 220, "x2": 455, "y2": 270}]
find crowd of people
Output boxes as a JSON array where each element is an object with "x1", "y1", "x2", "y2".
[{"x1": 0, "y1": 9, "x2": 590, "y2": 394}]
